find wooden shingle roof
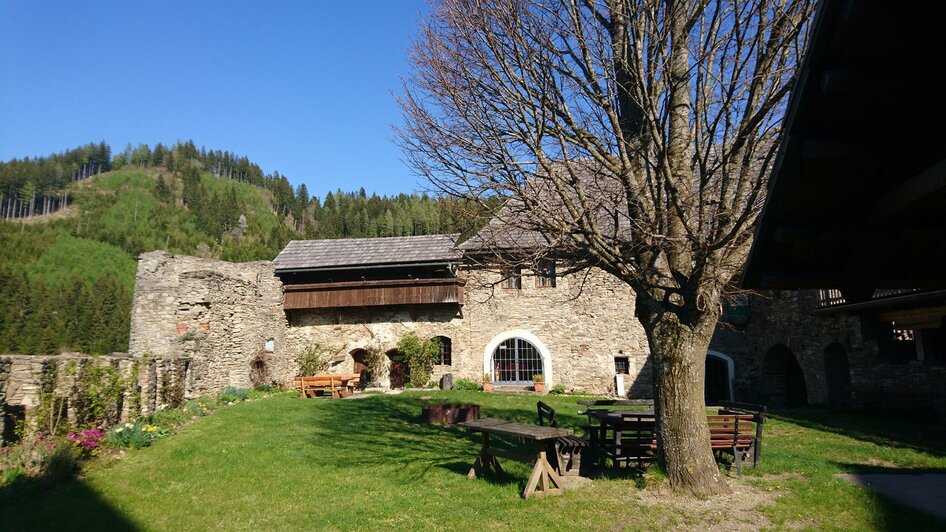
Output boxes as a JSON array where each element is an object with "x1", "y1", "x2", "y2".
[{"x1": 274, "y1": 234, "x2": 462, "y2": 272}]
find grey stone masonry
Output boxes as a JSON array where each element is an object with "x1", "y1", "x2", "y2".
[
  {"x1": 0, "y1": 357, "x2": 9, "y2": 446},
  {"x1": 130, "y1": 251, "x2": 290, "y2": 397},
  {"x1": 0, "y1": 353, "x2": 190, "y2": 440}
]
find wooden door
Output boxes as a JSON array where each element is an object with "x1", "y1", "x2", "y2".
[
  {"x1": 388, "y1": 351, "x2": 410, "y2": 389},
  {"x1": 352, "y1": 349, "x2": 370, "y2": 389}
]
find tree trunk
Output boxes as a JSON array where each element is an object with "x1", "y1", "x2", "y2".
[{"x1": 639, "y1": 307, "x2": 731, "y2": 495}]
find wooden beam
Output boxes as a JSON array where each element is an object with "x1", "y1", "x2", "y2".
[
  {"x1": 801, "y1": 140, "x2": 874, "y2": 159},
  {"x1": 820, "y1": 69, "x2": 901, "y2": 93},
  {"x1": 871, "y1": 159, "x2": 946, "y2": 221}
]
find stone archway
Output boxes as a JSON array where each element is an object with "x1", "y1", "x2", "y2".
[
  {"x1": 705, "y1": 350, "x2": 734, "y2": 404},
  {"x1": 823, "y1": 342, "x2": 851, "y2": 408},
  {"x1": 763, "y1": 345, "x2": 808, "y2": 407}
]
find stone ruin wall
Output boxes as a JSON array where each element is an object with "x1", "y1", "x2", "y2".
[
  {"x1": 0, "y1": 357, "x2": 9, "y2": 446},
  {"x1": 129, "y1": 251, "x2": 292, "y2": 396},
  {"x1": 0, "y1": 354, "x2": 191, "y2": 441},
  {"x1": 709, "y1": 290, "x2": 946, "y2": 414}
]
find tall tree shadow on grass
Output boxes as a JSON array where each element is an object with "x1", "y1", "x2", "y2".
[
  {"x1": 302, "y1": 394, "x2": 576, "y2": 490},
  {"x1": 831, "y1": 461, "x2": 946, "y2": 529},
  {"x1": 0, "y1": 469, "x2": 137, "y2": 531},
  {"x1": 768, "y1": 408, "x2": 946, "y2": 459}
]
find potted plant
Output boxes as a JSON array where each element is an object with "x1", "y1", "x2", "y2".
[
  {"x1": 533, "y1": 374, "x2": 545, "y2": 393},
  {"x1": 482, "y1": 372, "x2": 493, "y2": 392}
]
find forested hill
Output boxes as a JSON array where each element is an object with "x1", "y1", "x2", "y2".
[{"x1": 0, "y1": 142, "x2": 484, "y2": 356}]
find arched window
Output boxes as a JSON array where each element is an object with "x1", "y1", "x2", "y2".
[
  {"x1": 492, "y1": 337, "x2": 544, "y2": 384},
  {"x1": 433, "y1": 336, "x2": 452, "y2": 366}
]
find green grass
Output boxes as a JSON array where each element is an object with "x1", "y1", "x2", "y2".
[{"x1": 2, "y1": 392, "x2": 945, "y2": 530}]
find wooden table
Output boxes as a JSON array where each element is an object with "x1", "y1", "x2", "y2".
[
  {"x1": 585, "y1": 409, "x2": 657, "y2": 472},
  {"x1": 459, "y1": 417, "x2": 574, "y2": 499}
]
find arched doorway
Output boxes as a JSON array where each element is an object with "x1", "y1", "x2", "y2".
[
  {"x1": 491, "y1": 337, "x2": 544, "y2": 385},
  {"x1": 351, "y1": 349, "x2": 371, "y2": 389},
  {"x1": 763, "y1": 345, "x2": 808, "y2": 407},
  {"x1": 387, "y1": 349, "x2": 409, "y2": 389},
  {"x1": 705, "y1": 351, "x2": 733, "y2": 404},
  {"x1": 823, "y1": 342, "x2": 851, "y2": 408}
]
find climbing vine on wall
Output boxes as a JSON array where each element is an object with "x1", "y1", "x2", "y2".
[{"x1": 396, "y1": 333, "x2": 439, "y2": 388}]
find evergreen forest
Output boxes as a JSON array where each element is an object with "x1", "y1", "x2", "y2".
[{"x1": 0, "y1": 141, "x2": 483, "y2": 355}]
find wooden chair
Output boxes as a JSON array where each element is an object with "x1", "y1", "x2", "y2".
[
  {"x1": 577, "y1": 399, "x2": 654, "y2": 442},
  {"x1": 536, "y1": 401, "x2": 589, "y2": 476}
]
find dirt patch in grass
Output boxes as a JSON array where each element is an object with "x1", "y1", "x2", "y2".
[{"x1": 627, "y1": 477, "x2": 781, "y2": 531}]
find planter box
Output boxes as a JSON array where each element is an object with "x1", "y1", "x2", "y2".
[{"x1": 421, "y1": 403, "x2": 480, "y2": 424}]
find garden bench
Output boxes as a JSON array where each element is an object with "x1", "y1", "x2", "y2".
[
  {"x1": 717, "y1": 400, "x2": 766, "y2": 467},
  {"x1": 707, "y1": 413, "x2": 758, "y2": 477},
  {"x1": 584, "y1": 400, "x2": 766, "y2": 477},
  {"x1": 536, "y1": 401, "x2": 589, "y2": 476}
]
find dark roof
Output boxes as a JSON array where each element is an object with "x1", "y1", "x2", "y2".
[
  {"x1": 742, "y1": 0, "x2": 946, "y2": 290},
  {"x1": 459, "y1": 160, "x2": 632, "y2": 254},
  {"x1": 274, "y1": 234, "x2": 462, "y2": 271}
]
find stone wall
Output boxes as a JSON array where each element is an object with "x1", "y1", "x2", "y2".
[
  {"x1": 462, "y1": 265, "x2": 651, "y2": 396},
  {"x1": 0, "y1": 357, "x2": 9, "y2": 446},
  {"x1": 709, "y1": 290, "x2": 946, "y2": 414},
  {"x1": 0, "y1": 353, "x2": 191, "y2": 440},
  {"x1": 129, "y1": 251, "x2": 291, "y2": 396}
]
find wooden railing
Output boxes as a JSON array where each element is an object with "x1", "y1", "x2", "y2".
[
  {"x1": 283, "y1": 278, "x2": 465, "y2": 310},
  {"x1": 817, "y1": 288, "x2": 920, "y2": 308}
]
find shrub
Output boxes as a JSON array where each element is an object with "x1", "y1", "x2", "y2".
[
  {"x1": 249, "y1": 352, "x2": 271, "y2": 388},
  {"x1": 254, "y1": 383, "x2": 275, "y2": 392},
  {"x1": 453, "y1": 378, "x2": 481, "y2": 391},
  {"x1": 184, "y1": 397, "x2": 216, "y2": 417},
  {"x1": 219, "y1": 387, "x2": 249, "y2": 403},
  {"x1": 0, "y1": 435, "x2": 77, "y2": 488},
  {"x1": 549, "y1": 384, "x2": 567, "y2": 395},
  {"x1": 396, "y1": 333, "x2": 440, "y2": 388},
  {"x1": 297, "y1": 344, "x2": 337, "y2": 376},
  {"x1": 103, "y1": 422, "x2": 166, "y2": 450}
]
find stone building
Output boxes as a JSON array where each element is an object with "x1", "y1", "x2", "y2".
[
  {"x1": 121, "y1": 231, "x2": 945, "y2": 414},
  {"x1": 128, "y1": 233, "x2": 652, "y2": 397}
]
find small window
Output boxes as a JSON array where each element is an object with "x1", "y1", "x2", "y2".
[
  {"x1": 614, "y1": 356, "x2": 630, "y2": 375},
  {"x1": 501, "y1": 266, "x2": 522, "y2": 290},
  {"x1": 434, "y1": 336, "x2": 452, "y2": 366},
  {"x1": 535, "y1": 260, "x2": 556, "y2": 288}
]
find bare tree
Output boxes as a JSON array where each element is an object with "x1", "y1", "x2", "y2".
[{"x1": 399, "y1": 0, "x2": 813, "y2": 494}]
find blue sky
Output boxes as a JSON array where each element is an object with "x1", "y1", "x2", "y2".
[{"x1": 0, "y1": 0, "x2": 430, "y2": 198}]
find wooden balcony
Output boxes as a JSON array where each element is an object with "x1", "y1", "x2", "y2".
[{"x1": 283, "y1": 278, "x2": 465, "y2": 310}]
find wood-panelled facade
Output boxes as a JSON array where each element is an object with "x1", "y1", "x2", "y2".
[{"x1": 282, "y1": 278, "x2": 465, "y2": 310}]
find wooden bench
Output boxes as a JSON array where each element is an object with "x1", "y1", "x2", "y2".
[
  {"x1": 718, "y1": 400, "x2": 766, "y2": 467},
  {"x1": 290, "y1": 373, "x2": 361, "y2": 399},
  {"x1": 536, "y1": 401, "x2": 590, "y2": 476},
  {"x1": 707, "y1": 413, "x2": 758, "y2": 477},
  {"x1": 586, "y1": 400, "x2": 767, "y2": 477}
]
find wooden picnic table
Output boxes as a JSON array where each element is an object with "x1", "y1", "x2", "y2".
[
  {"x1": 459, "y1": 417, "x2": 574, "y2": 499},
  {"x1": 585, "y1": 409, "x2": 657, "y2": 472}
]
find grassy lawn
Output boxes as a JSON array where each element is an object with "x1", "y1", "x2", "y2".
[{"x1": 2, "y1": 391, "x2": 945, "y2": 530}]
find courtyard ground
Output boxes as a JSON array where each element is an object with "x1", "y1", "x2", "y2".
[{"x1": 2, "y1": 391, "x2": 945, "y2": 530}]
